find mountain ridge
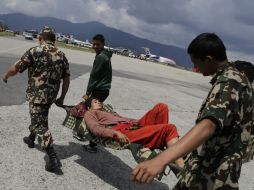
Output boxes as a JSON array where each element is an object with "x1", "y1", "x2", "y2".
[{"x1": 0, "y1": 13, "x2": 191, "y2": 68}]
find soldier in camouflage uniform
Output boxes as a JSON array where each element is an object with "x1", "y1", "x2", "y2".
[
  {"x1": 3, "y1": 26, "x2": 70, "y2": 173},
  {"x1": 132, "y1": 33, "x2": 254, "y2": 190}
]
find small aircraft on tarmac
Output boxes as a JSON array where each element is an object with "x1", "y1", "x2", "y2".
[{"x1": 141, "y1": 47, "x2": 176, "y2": 66}]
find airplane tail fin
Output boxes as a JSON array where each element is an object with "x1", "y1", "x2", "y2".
[{"x1": 143, "y1": 47, "x2": 151, "y2": 55}]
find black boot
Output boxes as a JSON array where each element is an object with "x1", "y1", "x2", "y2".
[
  {"x1": 83, "y1": 141, "x2": 97, "y2": 153},
  {"x1": 23, "y1": 133, "x2": 36, "y2": 148},
  {"x1": 45, "y1": 146, "x2": 62, "y2": 173},
  {"x1": 72, "y1": 131, "x2": 86, "y2": 142}
]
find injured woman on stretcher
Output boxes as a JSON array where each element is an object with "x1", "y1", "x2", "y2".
[
  {"x1": 59, "y1": 97, "x2": 185, "y2": 179},
  {"x1": 83, "y1": 98, "x2": 185, "y2": 169}
]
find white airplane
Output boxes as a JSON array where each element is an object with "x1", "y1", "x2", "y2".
[
  {"x1": 142, "y1": 47, "x2": 176, "y2": 66},
  {"x1": 56, "y1": 33, "x2": 92, "y2": 48},
  {"x1": 73, "y1": 39, "x2": 92, "y2": 48}
]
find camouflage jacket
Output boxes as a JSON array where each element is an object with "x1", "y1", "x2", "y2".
[
  {"x1": 175, "y1": 64, "x2": 254, "y2": 189},
  {"x1": 15, "y1": 41, "x2": 70, "y2": 104}
]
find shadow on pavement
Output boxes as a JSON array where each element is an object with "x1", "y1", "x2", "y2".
[{"x1": 38, "y1": 142, "x2": 170, "y2": 190}]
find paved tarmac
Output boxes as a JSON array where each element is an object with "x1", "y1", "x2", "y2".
[
  {"x1": 0, "y1": 36, "x2": 253, "y2": 190},
  {"x1": 0, "y1": 36, "x2": 209, "y2": 106}
]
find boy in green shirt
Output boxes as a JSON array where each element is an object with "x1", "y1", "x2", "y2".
[{"x1": 83, "y1": 34, "x2": 113, "y2": 152}]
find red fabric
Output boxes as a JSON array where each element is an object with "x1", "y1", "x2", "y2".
[
  {"x1": 112, "y1": 103, "x2": 179, "y2": 149},
  {"x1": 138, "y1": 103, "x2": 169, "y2": 126}
]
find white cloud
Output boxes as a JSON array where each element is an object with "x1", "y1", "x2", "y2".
[
  {"x1": 0, "y1": 0, "x2": 254, "y2": 60},
  {"x1": 228, "y1": 51, "x2": 254, "y2": 64}
]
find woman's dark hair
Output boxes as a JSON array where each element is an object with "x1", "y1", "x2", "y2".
[
  {"x1": 233, "y1": 60, "x2": 254, "y2": 83},
  {"x1": 93, "y1": 34, "x2": 105, "y2": 44},
  {"x1": 84, "y1": 97, "x2": 94, "y2": 110},
  {"x1": 188, "y1": 33, "x2": 227, "y2": 61}
]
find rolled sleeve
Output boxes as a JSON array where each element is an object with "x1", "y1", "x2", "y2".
[
  {"x1": 15, "y1": 49, "x2": 33, "y2": 73},
  {"x1": 198, "y1": 80, "x2": 242, "y2": 130},
  {"x1": 84, "y1": 111, "x2": 115, "y2": 138}
]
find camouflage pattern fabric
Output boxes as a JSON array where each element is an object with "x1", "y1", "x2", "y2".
[
  {"x1": 127, "y1": 143, "x2": 162, "y2": 163},
  {"x1": 40, "y1": 26, "x2": 55, "y2": 34},
  {"x1": 16, "y1": 40, "x2": 70, "y2": 149},
  {"x1": 244, "y1": 85, "x2": 254, "y2": 162},
  {"x1": 15, "y1": 42, "x2": 70, "y2": 104},
  {"x1": 29, "y1": 103, "x2": 53, "y2": 149},
  {"x1": 173, "y1": 64, "x2": 254, "y2": 190}
]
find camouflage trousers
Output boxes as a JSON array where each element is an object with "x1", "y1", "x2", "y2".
[
  {"x1": 29, "y1": 103, "x2": 53, "y2": 149},
  {"x1": 173, "y1": 153, "x2": 242, "y2": 190}
]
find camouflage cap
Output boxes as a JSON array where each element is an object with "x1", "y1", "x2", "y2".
[{"x1": 40, "y1": 26, "x2": 55, "y2": 34}]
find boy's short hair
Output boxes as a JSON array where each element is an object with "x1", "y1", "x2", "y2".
[
  {"x1": 188, "y1": 33, "x2": 227, "y2": 61},
  {"x1": 40, "y1": 26, "x2": 56, "y2": 43},
  {"x1": 93, "y1": 34, "x2": 105, "y2": 44}
]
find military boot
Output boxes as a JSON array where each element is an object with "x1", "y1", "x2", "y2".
[
  {"x1": 45, "y1": 146, "x2": 62, "y2": 173},
  {"x1": 23, "y1": 133, "x2": 36, "y2": 148},
  {"x1": 83, "y1": 141, "x2": 98, "y2": 153}
]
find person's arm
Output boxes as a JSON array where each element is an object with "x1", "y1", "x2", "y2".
[
  {"x1": 132, "y1": 77, "x2": 243, "y2": 183},
  {"x1": 55, "y1": 54, "x2": 70, "y2": 106},
  {"x1": 61, "y1": 77, "x2": 70, "y2": 99},
  {"x1": 2, "y1": 63, "x2": 19, "y2": 83},
  {"x1": 55, "y1": 77, "x2": 70, "y2": 106},
  {"x1": 85, "y1": 55, "x2": 105, "y2": 96},
  {"x1": 131, "y1": 118, "x2": 216, "y2": 183},
  {"x1": 3, "y1": 48, "x2": 33, "y2": 83}
]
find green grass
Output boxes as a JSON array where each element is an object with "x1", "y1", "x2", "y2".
[
  {"x1": 56, "y1": 41, "x2": 94, "y2": 53},
  {"x1": 0, "y1": 31, "x2": 15, "y2": 37}
]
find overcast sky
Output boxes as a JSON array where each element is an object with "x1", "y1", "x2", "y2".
[{"x1": 0, "y1": 0, "x2": 254, "y2": 60}]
